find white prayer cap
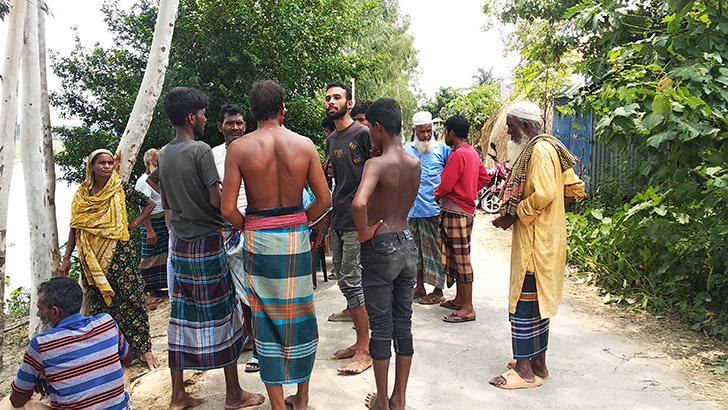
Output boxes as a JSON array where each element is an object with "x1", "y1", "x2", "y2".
[
  {"x1": 508, "y1": 101, "x2": 541, "y2": 123},
  {"x1": 412, "y1": 111, "x2": 433, "y2": 126}
]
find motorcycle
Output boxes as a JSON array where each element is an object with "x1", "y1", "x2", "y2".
[{"x1": 477, "y1": 143, "x2": 510, "y2": 214}]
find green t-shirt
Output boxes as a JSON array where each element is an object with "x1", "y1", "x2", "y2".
[{"x1": 158, "y1": 139, "x2": 225, "y2": 242}]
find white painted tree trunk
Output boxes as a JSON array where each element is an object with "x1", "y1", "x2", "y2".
[
  {"x1": 0, "y1": 0, "x2": 29, "y2": 365},
  {"x1": 116, "y1": 0, "x2": 179, "y2": 181},
  {"x1": 21, "y1": 0, "x2": 53, "y2": 338},
  {"x1": 38, "y1": 1, "x2": 60, "y2": 276}
]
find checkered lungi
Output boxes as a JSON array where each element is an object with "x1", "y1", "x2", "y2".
[
  {"x1": 408, "y1": 216, "x2": 445, "y2": 289},
  {"x1": 510, "y1": 272, "x2": 549, "y2": 360},
  {"x1": 168, "y1": 232, "x2": 245, "y2": 370},
  {"x1": 139, "y1": 213, "x2": 169, "y2": 292},
  {"x1": 244, "y1": 206, "x2": 318, "y2": 386},
  {"x1": 439, "y1": 211, "x2": 474, "y2": 287}
]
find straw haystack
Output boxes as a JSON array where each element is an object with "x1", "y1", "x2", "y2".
[{"x1": 478, "y1": 100, "x2": 554, "y2": 169}]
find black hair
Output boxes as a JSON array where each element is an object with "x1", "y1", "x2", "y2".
[
  {"x1": 163, "y1": 87, "x2": 209, "y2": 126},
  {"x1": 38, "y1": 277, "x2": 83, "y2": 315},
  {"x1": 444, "y1": 115, "x2": 469, "y2": 140},
  {"x1": 322, "y1": 117, "x2": 335, "y2": 132},
  {"x1": 249, "y1": 80, "x2": 285, "y2": 121},
  {"x1": 350, "y1": 100, "x2": 373, "y2": 118},
  {"x1": 218, "y1": 103, "x2": 246, "y2": 124},
  {"x1": 326, "y1": 81, "x2": 352, "y2": 101},
  {"x1": 365, "y1": 98, "x2": 401, "y2": 136}
]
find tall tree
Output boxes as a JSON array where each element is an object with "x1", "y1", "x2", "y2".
[
  {"x1": 21, "y1": 0, "x2": 53, "y2": 337},
  {"x1": 115, "y1": 0, "x2": 178, "y2": 181},
  {"x1": 0, "y1": 0, "x2": 28, "y2": 368},
  {"x1": 52, "y1": 0, "x2": 419, "y2": 182},
  {"x1": 38, "y1": 0, "x2": 60, "y2": 277}
]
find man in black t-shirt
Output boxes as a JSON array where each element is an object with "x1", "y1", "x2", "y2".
[{"x1": 324, "y1": 81, "x2": 373, "y2": 374}]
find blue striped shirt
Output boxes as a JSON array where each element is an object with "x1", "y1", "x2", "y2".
[{"x1": 12, "y1": 313, "x2": 130, "y2": 410}]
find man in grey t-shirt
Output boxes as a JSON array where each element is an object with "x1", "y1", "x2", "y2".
[{"x1": 157, "y1": 87, "x2": 265, "y2": 410}]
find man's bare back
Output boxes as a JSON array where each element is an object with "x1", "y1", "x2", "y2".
[
  {"x1": 368, "y1": 150, "x2": 420, "y2": 234},
  {"x1": 222, "y1": 123, "x2": 330, "y2": 227}
]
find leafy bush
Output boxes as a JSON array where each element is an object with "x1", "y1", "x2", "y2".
[
  {"x1": 6, "y1": 287, "x2": 31, "y2": 318},
  {"x1": 568, "y1": 182, "x2": 728, "y2": 338}
]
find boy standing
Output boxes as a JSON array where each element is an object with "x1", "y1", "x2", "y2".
[{"x1": 352, "y1": 98, "x2": 421, "y2": 410}]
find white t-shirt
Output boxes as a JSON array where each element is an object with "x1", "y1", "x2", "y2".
[
  {"x1": 134, "y1": 173, "x2": 164, "y2": 215},
  {"x1": 212, "y1": 143, "x2": 248, "y2": 215}
]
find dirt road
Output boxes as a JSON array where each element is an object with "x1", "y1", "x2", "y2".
[{"x1": 3, "y1": 212, "x2": 725, "y2": 409}]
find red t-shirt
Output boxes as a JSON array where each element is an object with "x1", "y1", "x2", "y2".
[{"x1": 434, "y1": 144, "x2": 490, "y2": 215}]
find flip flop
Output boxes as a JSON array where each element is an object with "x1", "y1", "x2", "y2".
[
  {"x1": 419, "y1": 294, "x2": 446, "y2": 305},
  {"x1": 507, "y1": 361, "x2": 551, "y2": 380},
  {"x1": 328, "y1": 310, "x2": 353, "y2": 322},
  {"x1": 413, "y1": 290, "x2": 427, "y2": 299},
  {"x1": 443, "y1": 311, "x2": 476, "y2": 323},
  {"x1": 493, "y1": 369, "x2": 542, "y2": 389},
  {"x1": 245, "y1": 357, "x2": 260, "y2": 373},
  {"x1": 439, "y1": 300, "x2": 462, "y2": 310}
]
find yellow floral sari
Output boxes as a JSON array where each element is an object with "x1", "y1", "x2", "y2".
[{"x1": 70, "y1": 149, "x2": 129, "y2": 306}]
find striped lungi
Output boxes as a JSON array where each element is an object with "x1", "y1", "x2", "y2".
[
  {"x1": 510, "y1": 272, "x2": 549, "y2": 360},
  {"x1": 439, "y1": 211, "x2": 474, "y2": 287},
  {"x1": 168, "y1": 232, "x2": 245, "y2": 370},
  {"x1": 244, "y1": 206, "x2": 318, "y2": 386},
  {"x1": 408, "y1": 216, "x2": 445, "y2": 289},
  {"x1": 223, "y1": 227, "x2": 249, "y2": 306},
  {"x1": 139, "y1": 213, "x2": 169, "y2": 292}
]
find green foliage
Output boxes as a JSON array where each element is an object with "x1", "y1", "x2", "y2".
[
  {"x1": 498, "y1": 0, "x2": 728, "y2": 338},
  {"x1": 421, "y1": 83, "x2": 501, "y2": 136},
  {"x1": 52, "y1": 0, "x2": 419, "y2": 183},
  {"x1": 6, "y1": 287, "x2": 30, "y2": 318}
]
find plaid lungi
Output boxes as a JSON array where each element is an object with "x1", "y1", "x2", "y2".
[
  {"x1": 223, "y1": 227, "x2": 249, "y2": 306},
  {"x1": 244, "y1": 206, "x2": 318, "y2": 386},
  {"x1": 408, "y1": 216, "x2": 445, "y2": 289},
  {"x1": 439, "y1": 211, "x2": 474, "y2": 287},
  {"x1": 510, "y1": 272, "x2": 549, "y2": 360},
  {"x1": 168, "y1": 232, "x2": 245, "y2": 370},
  {"x1": 139, "y1": 213, "x2": 169, "y2": 292}
]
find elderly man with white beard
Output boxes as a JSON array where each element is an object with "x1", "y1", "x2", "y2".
[
  {"x1": 489, "y1": 101, "x2": 585, "y2": 390},
  {"x1": 403, "y1": 111, "x2": 451, "y2": 305}
]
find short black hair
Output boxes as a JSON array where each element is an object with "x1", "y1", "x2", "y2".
[
  {"x1": 218, "y1": 103, "x2": 245, "y2": 124},
  {"x1": 326, "y1": 81, "x2": 352, "y2": 101},
  {"x1": 322, "y1": 117, "x2": 335, "y2": 132},
  {"x1": 365, "y1": 98, "x2": 401, "y2": 136},
  {"x1": 249, "y1": 80, "x2": 285, "y2": 121},
  {"x1": 350, "y1": 100, "x2": 372, "y2": 118},
  {"x1": 38, "y1": 277, "x2": 83, "y2": 316},
  {"x1": 444, "y1": 115, "x2": 469, "y2": 140},
  {"x1": 163, "y1": 87, "x2": 208, "y2": 126}
]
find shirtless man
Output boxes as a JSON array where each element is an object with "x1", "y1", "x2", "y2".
[
  {"x1": 221, "y1": 80, "x2": 331, "y2": 410},
  {"x1": 352, "y1": 98, "x2": 421, "y2": 410}
]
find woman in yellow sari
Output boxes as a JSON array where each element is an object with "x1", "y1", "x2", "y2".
[{"x1": 60, "y1": 149, "x2": 159, "y2": 369}]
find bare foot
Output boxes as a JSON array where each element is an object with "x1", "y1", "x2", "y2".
[
  {"x1": 170, "y1": 394, "x2": 204, "y2": 410},
  {"x1": 507, "y1": 360, "x2": 550, "y2": 379},
  {"x1": 389, "y1": 396, "x2": 405, "y2": 410},
  {"x1": 224, "y1": 391, "x2": 265, "y2": 409},
  {"x1": 140, "y1": 351, "x2": 159, "y2": 370},
  {"x1": 337, "y1": 350, "x2": 372, "y2": 374},
  {"x1": 331, "y1": 345, "x2": 357, "y2": 360},
  {"x1": 285, "y1": 393, "x2": 308, "y2": 410},
  {"x1": 364, "y1": 392, "x2": 388, "y2": 410}
]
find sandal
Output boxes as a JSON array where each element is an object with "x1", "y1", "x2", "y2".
[
  {"x1": 439, "y1": 300, "x2": 461, "y2": 310},
  {"x1": 419, "y1": 294, "x2": 445, "y2": 305},
  {"x1": 245, "y1": 357, "x2": 260, "y2": 373}
]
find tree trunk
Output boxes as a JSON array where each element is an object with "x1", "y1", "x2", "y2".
[
  {"x1": 21, "y1": 0, "x2": 52, "y2": 338},
  {"x1": 38, "y1": 1, "x2": 60, "y2": 276},
  {"x1": 0, "y1": 0, "x2": 28, "y2": 367},
  {"x1": 116, "y1": 0, "x2": 179, "y2": 181}
]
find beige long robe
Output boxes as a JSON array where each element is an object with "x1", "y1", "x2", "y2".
[{"x1": 509, "y1": 140, "x2": 585, "y2": 318}]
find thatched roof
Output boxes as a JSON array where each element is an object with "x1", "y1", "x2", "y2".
[{"x1": 477, "y1": 99, "x2": 554, "y2": 169}]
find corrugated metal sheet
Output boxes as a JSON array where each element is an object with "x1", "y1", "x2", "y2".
[{"x1": 552, "y1": 101, "x2": 632, "y2": 196}]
